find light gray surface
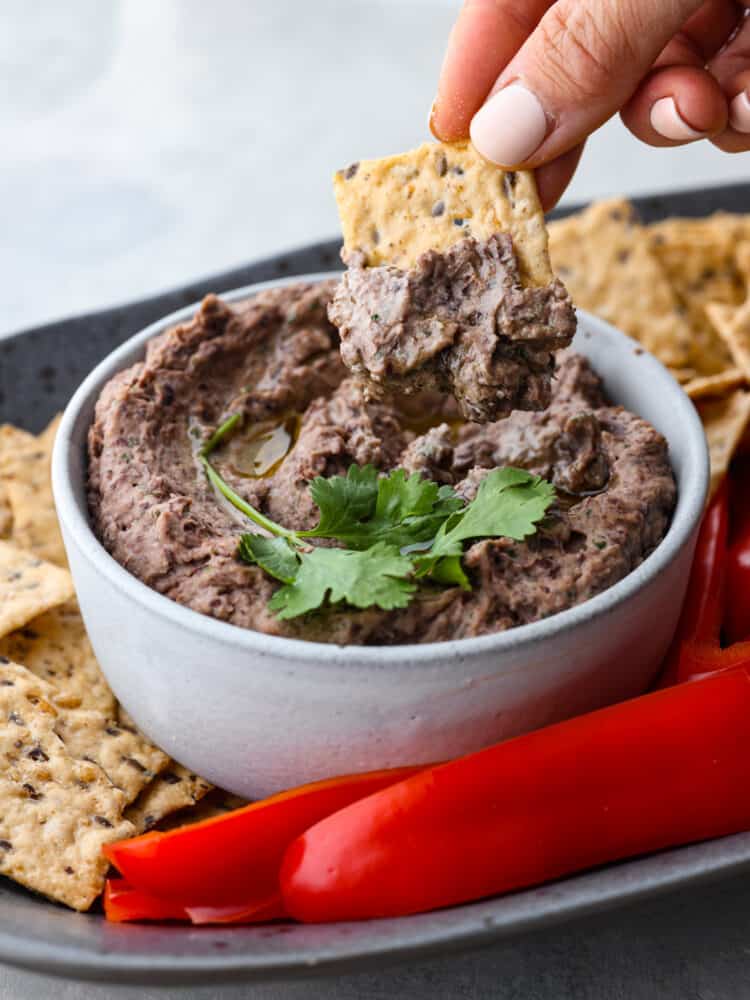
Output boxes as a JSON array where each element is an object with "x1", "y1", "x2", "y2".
[{"x1": 3, "y1": 0, "x2": 750, "y2": 339}]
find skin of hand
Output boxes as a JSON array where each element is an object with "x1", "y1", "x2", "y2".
[{"x1": 431, "y1": 0, "x2": 750, "y2": 210}]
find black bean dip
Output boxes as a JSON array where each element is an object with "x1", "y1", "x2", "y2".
[
  {"x1": 329, "y1": 233, "x2": 577, "y2": 421},
  {"x1": 88, "y1": 279, "x2": 676, "y2": 645}
]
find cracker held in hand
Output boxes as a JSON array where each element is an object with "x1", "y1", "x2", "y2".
[
  {"x1": 331, "y1": 141, "x2": 576, "y2": 421},
  {"x1": 0, "y1": 659, "x2": 133, "y2": 910}
]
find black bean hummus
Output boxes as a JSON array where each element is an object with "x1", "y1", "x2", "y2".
[
  {"x1": 88, "y1": 279, "x2": 676, "y2": 646},
  {"x1": 330, "y1": 233, "x2": 576, "y2": 421}
]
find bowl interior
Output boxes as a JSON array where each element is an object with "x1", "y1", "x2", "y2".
[{"x1": 52, "y1": 273, "x2": 709, "y2": 664}]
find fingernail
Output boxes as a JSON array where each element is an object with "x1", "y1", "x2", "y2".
[
  {"x1": 649, "y1": 97, "x2": 707, "y2": 142},
  {"x1": 470, "y1": 83, "x2": 548, "y2": 166},
  {"x1": 729, "y1": 91, "x2": 750, "y2": 133}
]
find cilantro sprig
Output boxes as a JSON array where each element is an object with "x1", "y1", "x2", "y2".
[{"x1": 201, "y1": 414, "x2": 555, "y2": 620}]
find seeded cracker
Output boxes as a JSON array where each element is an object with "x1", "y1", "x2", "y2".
[
  {"x1": 707, "y1": 300, "x2": 750, "y2": 383},
  {"x1": 0, "y1": 415, "x2": 67, "y2": 567},
  {"x1": 53, "y1": 710, "x2": 170, "y2": 804},
  {"x1": 125, "y1": 763, "x2": 214, "y2": 833},
  {"x1": 548, "y1": 199, "x2": 693, "y2": 376},
  {"x1": 0, "y1": 486, "x2": 11, "y2": 539},
  {"x1": 0, "y1": 541, "x2": 74, "y2": 639},
  {"x1": 334, "y1": 140, "x2": 552, "y2": 286},
  {"x1": 697, "y1": 390, "x2": 750, "y2": 496},
  {"x1": 0, "y1": 660, "x2": 133, "y2": 910},
  {"x1": 0, "y1": 600, "x2": 115, "y2": 715}
]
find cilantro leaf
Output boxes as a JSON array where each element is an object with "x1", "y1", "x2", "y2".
[
  {"x1": 416, "y1": 468, "x2": 555, "y2": 580},
  {"x1": 303, "y1": 467, "x2": 463, "y2": 550},
  {"x1": 268, "y1": 542, "x2": 416, "y2": 619},
  {"x1": 306, "y1": 465, "x2": 380, "y2": 539},
  {"x1": 238, "y1": 534, "x2": 300, "y2": 583}
]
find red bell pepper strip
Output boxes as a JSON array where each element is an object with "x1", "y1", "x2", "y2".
[
  {"x1": 726, "y1": 458, "x2": 750, "y2": 644},
  {"x1": 726, "y1": 520, "x2": 750, "y2": 645},
  {"x1": 104, "y1": 764, "x2": 423, "y2": 909},
  {"x1": 281, "y1": 666, "x2": 750, "y2": 923},
  {"x1": 103, "y1": 880, "x2": 285, "y2": 925},
  {"x1": 656, "y1": 481, "x2": 730, "y2": 687},
  {"x1": 104, "y1": 880, "x2": 189, "y2": 923}
]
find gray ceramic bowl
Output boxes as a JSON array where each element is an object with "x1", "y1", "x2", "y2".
[{"x1": 52, "y1": 274, "x2": 709, "y2": 798}]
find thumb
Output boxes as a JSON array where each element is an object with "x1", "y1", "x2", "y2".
[{"x1": 470, "y1": 0, "x2": 703, "y2": 167}]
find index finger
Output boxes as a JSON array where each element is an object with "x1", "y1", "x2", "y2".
[{"x1": 430, "y1": 0, "x2": 552, "y2": 142}]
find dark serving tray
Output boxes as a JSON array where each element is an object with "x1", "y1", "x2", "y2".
[{"x1": 0, "y1": 182, "x2": 748, "y2": 987}]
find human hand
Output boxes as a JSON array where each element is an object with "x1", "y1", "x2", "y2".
[{"x1": 431, "y1": 0, "x2": 750, "y2": 209}]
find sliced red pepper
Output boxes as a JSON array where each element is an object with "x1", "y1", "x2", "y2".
[
  {"x1": 656, "y1": 481, "x2": 730, "y2": 687},
  {"x1": 103, "y1": 880, "x2": 285, "y2": 925},
  {"x1": 104, "y1": 880, "x2": 189, "y2": 923},
  {"x1": 281, "y1": 666, "x2": 750, "y2": 923},
  {"x1": 104, "y1": 764, "x2": 423, "y2": 909},
  {"x1": 726, "y1": 519, "x2": 750, "y2": 644}
]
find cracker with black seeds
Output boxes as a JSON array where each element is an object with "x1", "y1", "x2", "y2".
[
  {"x1": 549, "y1": 199, "x2": 703, "y2": 377},
  {"x1": 0, "y1": 600, "x2": 115, "y2": 715},
  {"x1": 155, "y1": 786, "x2": 250, "y2": 832},
  {"x1": 0, "y1": 660, "x2": 133, "y2": 910},
  {"x1": 334, "y1": 140, "x2": 552, "y2": 286},
  {"x1": 0, "y1": 415, "x2": 66, "y2": 567},
  {"x1": 125, "y1": 763, "x2": 214, "y2": 833},
  {"x1": 53, "y1": 710, "x2": 170, "y2": 805},
  {"x1": 0, "y1": 541, "x2": 74, "y2": 639},
  {"x1": 697, "y1": 390, "x2": 750, "y2": 497}
]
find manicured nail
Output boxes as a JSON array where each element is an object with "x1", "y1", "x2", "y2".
[
  {"x1": 470, "y1": 83, "x2": 548, "y2": 166},
  {"x1": 729, "y1": 91, "x2": 750, "y2": 133},
  {"x1": 649, "y1": 97, "x2": 706, "y2": 142}
]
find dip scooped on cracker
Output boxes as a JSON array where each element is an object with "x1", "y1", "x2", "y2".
[{"x1": 329, "y1": 141, "x2": 576, "y2": 421}]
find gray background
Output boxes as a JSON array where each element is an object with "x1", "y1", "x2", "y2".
[{"x1": 2, "y1": 1, "x2": 750, "y2": 995}]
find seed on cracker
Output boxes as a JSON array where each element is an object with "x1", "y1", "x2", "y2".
[
  {"x1": 0, "y1": 660, "x2": 133, "y2": 910},
  {"x1": 334, "y1": 141, "x2": 551, "y2": 286},
  {"x1": 0, "y1": 541, "x2": 74, "y2": 639}
]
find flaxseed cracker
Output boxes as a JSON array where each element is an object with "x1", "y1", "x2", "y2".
[
  {"x1": 0, "y1": 541, "x2": 74, "y2": 639},
  {"x1": 156, "y1": 787, "x2": 249, "y2": 833},
  {"x1": 682, "y1": 367, "x2": 746, "y2": 401},
  {"x1": 0, "y1": 486, "x2": 11, "y2": 539},
  {"x1": 334, "y1": 140, "x2": 552, "y2": 286},
  {"x1": 706, "y1": 300, "x2": 750, "y2": 383},
  {"x1": 697, "y1": 389, "x2": 750, "y2": 497},
  {"x1": 0, "y1": 414, "x2": 66, "y2": 567},
  {"x1": 53, "y1": 710, "x2": 170, "y2": 805},
  {"x1": 0, "y1": 659, "x2": 133, "y2": 910},
  {"x1": 126, "y1": 763, "x2": 214, "y2": 834},
  {"x1": 0, "y1": 599, "x2": 115, "y2": 715},
  {"x1": 547, "y1": 199, "x2": 693, "y2": 375}
]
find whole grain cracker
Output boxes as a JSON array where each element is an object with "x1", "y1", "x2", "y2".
[
  {"x1": 53, "y1": 710, "x2": 170, "y2": 805},
  {"x1": 0, "y1": 486, "x2": 11, "y2": 539},
  {"x1": 334, "y1": 141, "x2": 552, "y2": 285},
  {"x1": 548, "y1": 199, "x2": 693, "y2": 374},
  {"x1": 125, "y1": 763, "x2": 214, "y2": 833},
  {"x1": 0, "y1": 415, "x2": 66, "y2": 567},
  {"x1": 684, "y1": 367, "x2": 746, "y2": 401},
  {"x1": 156, "y1": 787, "x2": 249, "y2": 832},
  {"x1": 697, "y1": 389, "x2": 750, "y2": 496},
  {"x1": 0, "y1": 541, "x2": 74, "y2": 639},
  {"x1": 0, "y1": 600, "x2": 115, "y2": 715},
  {"x1": 707, "y1": 299, "x2": 750, "y2": 382},
  {"x1": 0, "y1": 660, "x2": 133, "y2": 910}
]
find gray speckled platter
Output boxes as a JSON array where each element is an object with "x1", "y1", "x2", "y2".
[{"x1": 1, "y1": 183, "x2": 749, "y2": 986}]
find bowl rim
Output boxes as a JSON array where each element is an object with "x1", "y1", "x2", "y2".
[{"x1": 52, "y1": 272, "x2": 709, "y2": 666}]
